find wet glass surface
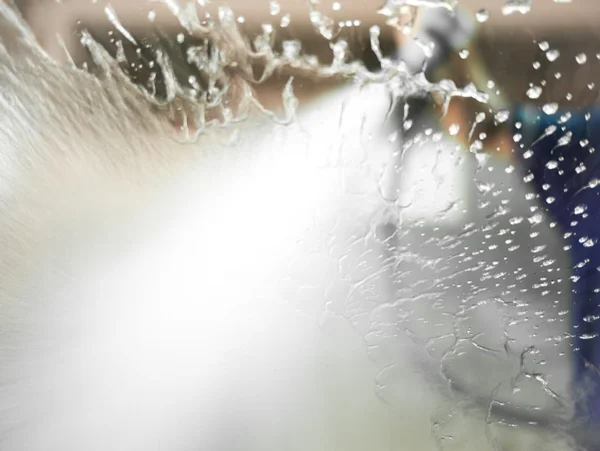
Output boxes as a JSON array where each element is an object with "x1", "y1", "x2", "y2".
[{"x1": 0, "y1": 0, "x2": 599, "y2": 449}]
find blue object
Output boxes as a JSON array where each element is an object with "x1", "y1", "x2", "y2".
[{"x1": 514, "y1": 105, "x2": 600, "y2": 424}]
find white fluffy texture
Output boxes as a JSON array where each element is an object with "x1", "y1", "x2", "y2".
[{"x1": 0, "y1": 48, "x2": 407, "y2": 449}]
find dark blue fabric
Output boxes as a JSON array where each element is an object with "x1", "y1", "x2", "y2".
[{"x1": 513, "y1": 105, "x2": 600, "y2": 422}]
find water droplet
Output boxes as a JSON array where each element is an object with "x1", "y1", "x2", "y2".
[
  {"x1": 495, "y1": 110, "x2": 510, "y2": 123},
  {"x1": 502, "y1": 0, "x2": 532, "y2": 15},
  {"x1": 476, "y1": 9, "x2": 490, "y2": 22},
  {"x1": 459, "y1": 49, "x2": 470, "y2": 59},
  {"x1": 523, "y1": 149, "x2": 534, "y2": 159},
  {"x1": 546, "y1": 49, "x2": 560, "y2": 62},
  {"x1": 331, "y1": 39, "x2": 348, "y2": 66},
  {"x1": 532, "y1": 61, "x2": 541, "y2": 69},
  {"x1": 558, "y1": 113, "x2": 571, "y2": 125},
  {"x1": 539, "y1": 41, "x2": 550, "y2": 51},
  {"x1": 280, "y1": 14, "x2": 291, "y2": 27},
  {"x1": 282, "y1": 40, "x2": 301, "y2": 59},
  {"x1": 574, "y1": 204, "x2": 587, "y2": 215},
  {"x1": 576, "y1": 53, "x2": 587, "y2": 65},
  {"x1": 148, "y1": 10, "x2": 156, "y2": 21},
  {"x1": 529, "y1": 213, "x2": 544, "y2": 225},
  {"x1": 310, "y1": 9, "x2": 336, "y2": 40},
  {"x1": 546, "y1": 160, "x2": 558, "y2": 169},
  {"x1": 542, "y1": 102, "x2": 558, "y2": 115},
  {"x1": 546, "y1": 196, "x2": 555, "y2": 204},
  {"x1": 449, "y1": 123, "x2": 460, "y2": 136},
  {"x1": 270, "y1": 1, "x2": 280, "y2": 15},
  {"x1": 332, "y1": 2, "x2": 341, "y2": 11},
  {"x1": 526, "y1": 85, "x2": 543, "y2": 99},
  {"x1": 557, "y1": 132, "x2": 572, "y2": 147}
]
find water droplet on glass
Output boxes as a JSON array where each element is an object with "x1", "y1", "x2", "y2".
[
  {"x1": 574, "y1": 204, "x2": 587, "y2": 215},
  {"x1": 449, "y1": 123, "x2": 460, "y2": 136},
  {"x1": 270, "y1": 1, "x2": 281, "y2": 15},
  {"x1": 526, "y1": 85, "x2": 543, "y2": 99},
  {"x1": 532, "y1": 61, "x2": 541, "y2": 69},
  {"x1": 502, "y1": 0, "x2": 532, "y2": 15},
  {"x1": 282, "y1": 40, "x2": 301, "y2": 60},
  {"x1": 529, "y1": 213, "x2": 544, "y2": 225},
  {"x1": 584, "y1": 315, "x2": 600, "y2": 323},
  {"x1": 310, "y1": 9, "x2": 336, "y2": 40},
  {"x1": 476, "y1": 9, "x2": 490, "y2": 22},
  {"x1": 546, "y1": 49, "x2": 560, "y2": 62},
  {"x1": 575, "y1": 53, "x2": 588, "y2": 65},
  {"x1": 542, "y1": 102, "x2": 558, "y2": 114},
  {"x1": 545, "y1": 160, "x2": 558, "y2": 169},
  {"x1": 148, "y1": 10, "x2": 156, "y2": 22},
  {"x1": 459, "y1": 49, "x2": 470, "y2": 59},
  {"x1": 332, "y1": 2, "x2": 341, "y2": 11},
  {"x1": 331, "y1": 39, "x2": 348, "y2": 67},
  {"x1": 280, "y1": 14, "x2": 291, "y2": 27},
  {"x1": 495, "y1": 110, "x2": 510, "y2": 123},
  {"x1": 557, "y1": 132, "x2": 572, "y2": 146},
  {"x1": 523, "y1": 149, "x2": 534, "y2": 159},
  {"x1": 539, "y1": 41, "x2": 550, "y2": 51}
]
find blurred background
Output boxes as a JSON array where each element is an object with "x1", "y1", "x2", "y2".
[{"x1": 14, "y1": 0, "x2": 600, "y2": 107}]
